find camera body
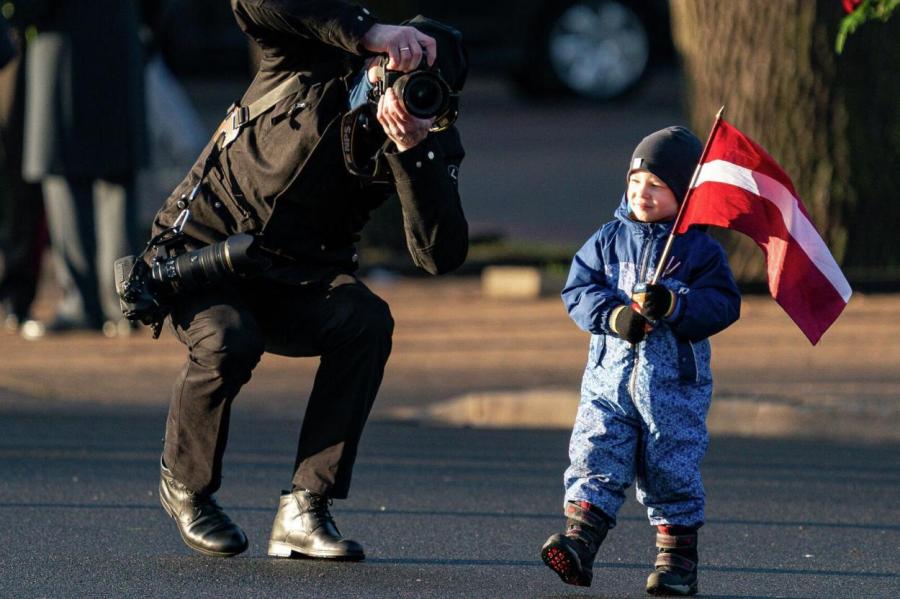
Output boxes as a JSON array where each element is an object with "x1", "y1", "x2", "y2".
[{"x1": 115, "y1": 234, "x2": 265, "y2": 327}]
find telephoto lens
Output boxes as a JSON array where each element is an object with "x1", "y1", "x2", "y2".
[{"x1": 152, "y1": 234, "x2": 262, "y2": 293}]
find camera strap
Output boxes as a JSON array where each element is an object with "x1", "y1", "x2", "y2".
[
  {"x1": 122, "y1": 77, "x2": 312, "y2": 338},
  {"x1": 214, "y1": 75, "x2": 307, "y2": 150},
  {"x1": 121, "y1": 147, "x2": 230, "y2": 339},
  {"x1": 341, "y1": 105, "x2": 391, "y2": 179},
  {"x1": 133, "y1": 76, "x2": 311, "y2": 269}
]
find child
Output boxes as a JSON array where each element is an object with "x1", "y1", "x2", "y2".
[{"x1": 541, "y1": 126, "x2": 741, "y2": 596}]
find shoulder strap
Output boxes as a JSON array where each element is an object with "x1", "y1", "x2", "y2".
[{"x1": 214, "y1": 75, "x2": 306, "y2": 149}]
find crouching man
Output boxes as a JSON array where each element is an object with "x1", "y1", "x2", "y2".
[{"x1": 148, "y1": 0, "x2": 468, "y2": 559}]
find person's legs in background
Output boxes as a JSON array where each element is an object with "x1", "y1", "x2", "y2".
[
  {"x1": 24, "y1": 173, "x2": 136, "y2": 337},
  {"x1": 0, "y1": 42, "x2": 46, "y2": 331},
  {"x1": 0, "y1": 160, "x2": 45, "y2": 329},
  {"x1": 94, "y1": 175, "x2": 137, "y2": 336},
  {"x1": 39, "y1": 175, "x2": 104, "y2": 331}
]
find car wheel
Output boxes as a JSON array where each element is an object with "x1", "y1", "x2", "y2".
[{"x1": 532, "y1": 0, "x2": 651, "y2": 100}]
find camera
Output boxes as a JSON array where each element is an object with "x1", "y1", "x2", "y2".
[
  {"x1": 115, "y1": 234, "x2": 265, "y2": 326},
  {"x1": 341, "y1": 16, "x2": 466, "y2": 178},
  {"x1": 342, "y1": 54, "x2": 460, "y2": 178},
  {"x1": 150, "y1": 233, "x2": 262, "y2": 293},
  {"x1": 373, "y1": 56, "x2": 453, "y2": 120}
]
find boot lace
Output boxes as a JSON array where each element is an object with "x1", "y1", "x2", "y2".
[{"x1": 306, "y1": 493, "x2": 338, "y2": 530}]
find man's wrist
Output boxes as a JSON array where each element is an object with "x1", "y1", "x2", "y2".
[{"x1": 385, "y1": 134, "x2": 437, "y2": 160}]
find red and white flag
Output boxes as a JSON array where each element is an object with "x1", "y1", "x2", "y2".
[{"x1": 675, "y1": 119, "x2": 851, "y2": 345}]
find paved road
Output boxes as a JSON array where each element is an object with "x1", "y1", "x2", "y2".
[
  {"x1": 1, "y1": 403, "x2": 897, "y2": 598},
  {"x1": 454, "y1": 70, "x2": 683, "y2": 243},
  {"x1": 3, "y1": 279, "x2": 898, "y2": 443}
]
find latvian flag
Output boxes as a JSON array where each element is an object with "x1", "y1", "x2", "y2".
[{"x1": 675, "y1": 119, "x2": 852, "y2": 345}]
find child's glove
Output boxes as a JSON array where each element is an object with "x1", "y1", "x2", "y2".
[
  {"x1": 610, "y1": 305, "x2": 651, "y2": 344},
  {"x1": 631, "y1": 283, "x2": 677, "y2": 320}
]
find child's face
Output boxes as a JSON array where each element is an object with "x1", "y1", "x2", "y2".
[{"x1": 627, "y1": 170, "x2": 679, "y2": 222}]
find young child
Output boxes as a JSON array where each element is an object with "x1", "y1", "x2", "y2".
[{"x1": 541, "y1": 126, "x2": 741, "y2": 596}]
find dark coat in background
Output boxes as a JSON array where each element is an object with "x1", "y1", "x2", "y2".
[
  {"x1": 13, "y1": 0, "x2": 145, "y2": 331},
  {"x1": 0, "y1": 16, "x2": 15, "y2": 69},
  {"x1": 21, "y1": 0, "x2": 146, "y2": 181}
]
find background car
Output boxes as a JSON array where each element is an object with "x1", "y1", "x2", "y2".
[
  {"x1": 161, "y1": 0, "x2": 672, "y2": 101},
  {"x1": 369, "y1": 0, "x2": 673, "y2": 100}
]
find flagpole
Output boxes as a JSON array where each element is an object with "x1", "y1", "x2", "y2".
[{"x1": 649, "y1": 105, "x2": 726, "y2": 284}]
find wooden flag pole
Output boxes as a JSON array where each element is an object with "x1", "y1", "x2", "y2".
[{"x1": 649, "y1": 106, "x2": 726, "y2": 285}]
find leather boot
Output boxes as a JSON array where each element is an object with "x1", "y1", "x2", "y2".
[
  {"x1": 267, "y1": 489, "x2": 365, "y2": 561},
  {"x1": 541, "y1": 500, "x2": 610, "y2": 587},
  {"x1": 158, "y1": 459, "x2": 248, "y2": 557},
  {"x1": 646, "y1": 525, "x2": 699, "y2": 596}
]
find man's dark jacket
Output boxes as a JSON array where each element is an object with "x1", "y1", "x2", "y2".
[{"x1": 152, "y1": 0, "x2": 469, "y2": 284}]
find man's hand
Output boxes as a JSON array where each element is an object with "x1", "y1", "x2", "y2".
[
  {"x1": 610, "y1": 305, "x2": 651, "y2": 344},
  {"x1": 376, "y1": 88, "x2": 434, "y2": 152},
  {"x1": 631, "y1": 283, "x2": 676, "y2": 320},
  {"x1": 361, "y1": 23, "x2": 436, "y2": 72}
]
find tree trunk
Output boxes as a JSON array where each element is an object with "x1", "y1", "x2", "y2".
[{"x1": 670, "y1": 0, "x2": 900, "y2": 281}]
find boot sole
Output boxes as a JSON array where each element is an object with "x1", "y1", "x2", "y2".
[
  {"x1": 647, "y1": 584, "x2": 699, "y2": 597},
  {"x1": 646, "y1": 579, "x2": 698, "y2": 596},
  {"x1": 540, "y1": 542, "x2": 591, "y2": 587},
  {"x1": 159, "y1": 491, "x2": 248, "y2": 558},
  {"x1": 268, "y1": 540, "x2": 365, "y2": 562}
]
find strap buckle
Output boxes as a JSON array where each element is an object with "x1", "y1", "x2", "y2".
[
  {"x1": 219, "y1": 105, "x2": 248, "y2": 149},
  {"x1": 233, "y1": 105, "x2": 250, "y2": 128}
]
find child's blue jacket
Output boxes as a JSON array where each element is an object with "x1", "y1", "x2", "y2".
[{"x1": 562, "y1": 196, "x2": 741, "y2": 389}]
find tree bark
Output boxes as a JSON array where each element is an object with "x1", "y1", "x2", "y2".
[{"x1": 671, "y1": 0, "x2": 900, "y2": 281}]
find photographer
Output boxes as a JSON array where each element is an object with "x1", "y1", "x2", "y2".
[{"x1": 145, "y1": 1, "x2": 468, "y2": 559}]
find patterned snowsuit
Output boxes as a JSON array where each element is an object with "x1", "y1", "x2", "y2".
[{"x1": 562, "y1": 197, "x2": 740, "y2": 527}]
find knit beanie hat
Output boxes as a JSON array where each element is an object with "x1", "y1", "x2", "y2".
[{"x1": 628, "y1": 126, "x2": 703, "y2": 203}]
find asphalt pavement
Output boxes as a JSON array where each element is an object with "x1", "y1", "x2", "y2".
[{"x1": 1, "y1": 403, "x2": 897, "y2": 599}]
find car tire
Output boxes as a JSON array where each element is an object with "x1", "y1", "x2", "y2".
[{"x1": 523, "y1": 0, "x2": 651, "y2": 100}]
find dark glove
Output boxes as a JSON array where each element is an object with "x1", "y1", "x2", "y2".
[
  {"x1": 632, "y1": 283, "x2": 676, "y2": 320},
  {"x1": 610, "y1": 305, "x2": 650, "y2": 344}
]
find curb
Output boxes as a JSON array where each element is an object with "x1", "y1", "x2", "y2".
[{"x1": 386, "y1": 389, "x2": 900, "y2": 444}]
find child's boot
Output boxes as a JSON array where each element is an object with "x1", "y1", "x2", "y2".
[
  {"x1": 540, "y1": 500, "x2": 610, "y2": 586},
  {"x1": 646, "y1": 525, "x2": 699, "y2": 596}
]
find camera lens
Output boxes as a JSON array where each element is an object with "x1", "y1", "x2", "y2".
[
  {"x1": 395, "y1": 72, "x2": 450, "y2": 119},
  {"x1": 151, "y1": 234, "x2": 260, "y2": 292},
  {"x1": 173, "y1": 243, "x2": 230, "y2": 289}
]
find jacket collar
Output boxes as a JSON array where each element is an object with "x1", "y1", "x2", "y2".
[{"x1": 613, "y1": 193, "x2": 673, "y2": 239}]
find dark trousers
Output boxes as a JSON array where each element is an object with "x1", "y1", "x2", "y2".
[
  {"x1": 41, "y1": 175, "x2": 137, "y2": 326},
  {"x1": 163, "y1": 276, "x2": 394, "y2": 499},
  {"x1": 0, "y1": 176, "x2": 44, "y2": 319},
  {"x1": 0, "y1": 45, "x2": 45, "y2": 320}
]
